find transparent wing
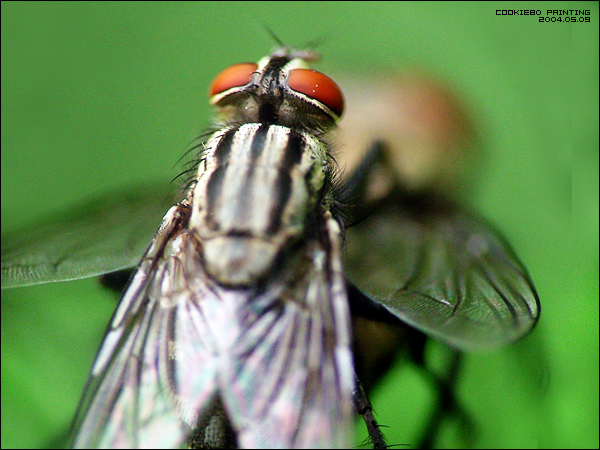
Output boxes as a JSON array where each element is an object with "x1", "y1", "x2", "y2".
[
  {"x1": 71, "y1": 204, "x2": 355, "y2": 448},
  {"x1": 343, "y1": 192, "x2": 540, "y2": 352},
  {"x1": 70, "y1": 202, "x2": 205, "y2": 448},
  {"x1": 1, "y1": 181, "x2": 179, "y2": 289},
  {"x1": 220, "y1": 216, "x2": 354, "y2": 449}
]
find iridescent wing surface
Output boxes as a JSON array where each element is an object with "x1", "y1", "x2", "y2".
[{"x1": 70, "y1": 201, "x2": 355, "y2": 448}]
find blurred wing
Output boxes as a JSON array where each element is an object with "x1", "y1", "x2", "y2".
[
  {"x1": 1, "y1": 181, "x2": 179, "y2": 289},
  {"x1": 220, "y1": 215, "x2": 355, "y2": 449},
  {"x1": 344, "y1": 193, "x2": 540, "y2": 351}
]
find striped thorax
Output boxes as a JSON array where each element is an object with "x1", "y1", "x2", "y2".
[{"x1": 190, "y1": 48, "x2": 345, "y2": 286}]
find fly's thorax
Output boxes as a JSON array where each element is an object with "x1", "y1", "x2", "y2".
[{"x1": 190, "y1": 123, "x2": 332, "y2": 286}]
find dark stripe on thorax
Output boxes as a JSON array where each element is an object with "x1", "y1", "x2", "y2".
[
  {"x1": 214, "y1": 127, "x2": 236, "y2": 165},
  {"x1": 203, "y1": 124, "x2": 315, "y2": 237},
  {"x1": 250, "y1": 124, "x2": 269, "y2": 164},
  {"x1": 267, "y1": 130, "x2": 307, "y2": 234},
  {"x1": 205, "y1": 128, "x2": 237, "y2": 230}
]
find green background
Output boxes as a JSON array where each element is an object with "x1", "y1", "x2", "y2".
[{"x1": 1, "y1": 2, "x2": 597, "y2": 448}]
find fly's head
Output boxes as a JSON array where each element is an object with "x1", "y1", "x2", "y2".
[{"x1": 209, "y1": 47, "x2": 344, "y2": 132}]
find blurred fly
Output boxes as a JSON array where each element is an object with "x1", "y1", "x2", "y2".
[{"x1": 1, "y1": 46, "x2": 540, "y2": 449}]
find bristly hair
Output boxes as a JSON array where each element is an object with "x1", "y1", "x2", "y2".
[{"x1": 171, "y1": 125, "x2": 227, "y2": 192}]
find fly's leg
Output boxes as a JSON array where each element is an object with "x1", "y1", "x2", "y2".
[
  {"x1": 98, "y1": 269, "x2": 134, "y2": 294},
  {"x1": 411, "y1": 349, "x2": 475, "y2": 449},
  {"x1": 348, "y1": 282, "x2": 407, "y2": 449},
  {"x1": 354, "y1": 376, "x2": 388, "y2": 449},
  {"x1": 343, "y1": 141, "x2": 475, "y2": 448},
  {"x1": 336, "y1": 140, "x2": 393, "y2": 223}
]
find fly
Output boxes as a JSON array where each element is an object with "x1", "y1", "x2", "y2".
[{"x1": 1, "y1": 46, "x2": 540, "y2": 449}]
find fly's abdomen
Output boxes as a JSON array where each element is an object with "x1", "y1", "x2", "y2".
[{"x1": 191, "y1": 123, "x2": 328, "y2": 286}]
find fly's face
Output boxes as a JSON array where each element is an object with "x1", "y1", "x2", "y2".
[{"x1": 209, "y1": 48, "x2": 343, "y2": 129}]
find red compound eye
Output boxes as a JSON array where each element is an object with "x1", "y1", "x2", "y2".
[
  {"x1": 287, "y1": 69, "x2": 345, "y2": 117},
  {"x1": 209, "y1": 63, "x2": 258, "y2": 97}
]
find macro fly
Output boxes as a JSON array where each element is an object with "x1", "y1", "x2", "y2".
[{"x1": 1, "y1": 47, "x2": 540, "y2": 449}]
